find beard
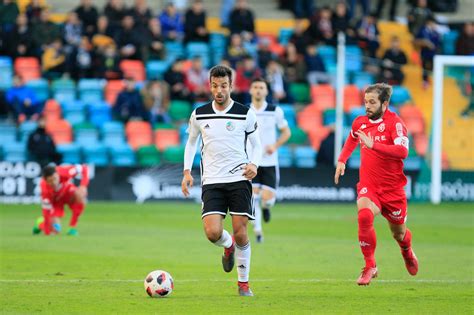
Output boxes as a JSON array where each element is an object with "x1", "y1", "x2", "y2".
[
  {"x1": 214, "y1": 93, "x2": 228, "y2": 106},
  {"x1": 366, "y1": 105, "x2": 384, "y2": 120}
]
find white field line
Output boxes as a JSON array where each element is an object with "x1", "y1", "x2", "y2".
[{"x1": 0, "y1": 279, "x2": 472, "y2": 284}]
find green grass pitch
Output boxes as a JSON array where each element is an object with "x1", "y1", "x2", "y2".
[{"x1": 1, "y1": 202, "x2": 473, "y2": 314}]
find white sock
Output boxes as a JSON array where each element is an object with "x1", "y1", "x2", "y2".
[
  {"x1": 252, "y1": 194, "x2": 262, "y2": 235},
  {"x1": 213, "y1": 229, "x2": 233, "y2": 248},
  {"x1": 236, "y1": 242, "x2": 251, "y2": 282}
]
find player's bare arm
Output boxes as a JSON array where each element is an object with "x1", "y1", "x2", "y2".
[
  {"x1": 181, "y1": 170, "x2": 194, "y2": 197},
  {"x1": 266, "y1": 126, "x2": 291, "y2": 155},
  {"x1": 334, "y1": 161, "x2": 346, "y2": 185}
]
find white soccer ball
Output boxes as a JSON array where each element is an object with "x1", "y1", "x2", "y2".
[{"x1": 144, "y1": 270, "x2": 174, "y2": 298}]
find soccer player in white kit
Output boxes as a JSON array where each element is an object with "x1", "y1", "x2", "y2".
[
  {"x1": 248, "y1": 78, "x2": 291, "y2": 243},
  {"x1": 181, "y1": 65, "x2": 262, "y2": 296}
]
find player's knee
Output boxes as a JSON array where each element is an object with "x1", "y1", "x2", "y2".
[
  {"x1": 261, "y1": 196, "x2": 276, "y2": 209},
  {"x1": 358, "y1": 208, "x2": 374, "y2": 228},
  {"x1": 233, "y1": 230, "x2": 248, "y2": 246},
  {"x1": 204, "y1": 226, "x2": 222, "y2": 243},
  {"x1": 392, "y1": 231, "x2": 405, "y2": 242}
]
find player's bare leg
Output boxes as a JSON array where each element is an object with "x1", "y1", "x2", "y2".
[
  {"x1": 261, "y1": 188, "x2": 275, "y2": 223},
  {"x1": 389, "y1": 222, "x2": 418, "y2": 275},
  {"x1": 251, "y1": 187, "x2": 263, "y2": 243},
  {"x1": 356, "y1": 197, "x2": 380, "y2": 285},
  {"x1": 232, "y1": 215, "x2": 253, "y2": 297},
  {"x1": 203, "y1": 214, "x2": 235, "y2": 272}
]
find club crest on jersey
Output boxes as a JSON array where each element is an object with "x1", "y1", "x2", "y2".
[
  {"x1": 226, "y1": 121, "x2": 235, "y2": 131},
  {"x1": 378, "y1": 123, "x2": 385, "y2": 132}
]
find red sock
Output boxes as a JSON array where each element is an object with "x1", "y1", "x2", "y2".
[
  {"x1": 397, "y1": 229, "x2": 412, "y2": 251},
  {"x1": 42, "y1": 210, "x2": 52, "y2": 235},
  {"x1": 358, "y1": 208, "x2": 376, "y2": 268},
  {"x1": 69, "y1": 203, "x2": 84, "y2": 227}
]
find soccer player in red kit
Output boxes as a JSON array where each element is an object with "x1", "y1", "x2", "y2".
[
  {"x1": 36, "y1": 163, "x2": 89, "y2": 236},
  {"x1": 334, "y1": 83, "x2": 418, "y2": 285}
]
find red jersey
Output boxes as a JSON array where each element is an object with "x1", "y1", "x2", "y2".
[
  {"x1": 338, "y1": 109, "x2": 409, "y2": 191},
  {"x1": 40, "y1": 165, "x2": 89, "y2": 211}
]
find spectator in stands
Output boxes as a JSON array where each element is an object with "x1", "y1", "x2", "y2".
[
  {"x1": 74, "y1": 0, "x2": 99, "y2": 37},
  {"x1": 32, "y1": 10, "x2": 61, "y2": 52},
  {"x1": 380, "y1": 36, "x2": 407, "y2": 85},
  {"x1": 289, "y1": 19, "x2": 309, "y2": 55},
  {"x1": 4, "y1": 13, "x2": 34, "y2": 59},
  {"x1": 257, "y1": 37, "x2": 274, "y2": 71},
  {"x1": 265, "y1": 59, "x2": 292, "y2": 104},
  {"x1": 348, "y1": 0, "x2": 369, "y2": 20},
  {"x1": 142, "y1": 18, "x2": 165, "y2": 61},
  {"x1": 305, "y1": 43, "x2": 331, "y2": 85},
  {"x1": 141, "y1": 80, "x2": 171, "y2": 124},
  {"x1": 27, "y1": 117, "x2": 61, "y2": 166},
  {"x1": 306, "y1": 6, "x2": 334, "y2": 45},
  {"x1": 184, "y1": 0, "x2": 208, "y2": 43},
  {"x1": 0, "y1": 0, "x2": 19, "y2": 33},
  {"x1": 70, "y1": 37, "x2": 95, "y2": 80},
  {"x1": 229, "y1": 0, "x2": 255, "y2": 41},
  {"x1": 6, "y1": 75, "x2": 41, "y2": 123},
  {"x1": 128, "y1": 0, "x2": 153, "y2": 33},
  {"x1": 415, "y1": 17, "x2": 440, "y2": 88},
  {"x1": 92, "y1": 15, "x2": 115, "y2": 50},
  {"x1": 375, "y1": 0, "x2": 399, "y2": 21},
  {"x1": 456, "y1": 22, "x2": 474, "y2": 56},
  {"x1": 42, "y1": 38, "x2": 67, "y2": 79},
  {"x1": 332, "y1": 1, "x2": 356, "y2": 43},
  {"x1": 185, "y1": 56, "x2": 209, "y2": 101},
  {"x1": 164, "y1": 58, "x2": 193, "y2": 102},
  {"x1": 316, "y1": 128, "x2": 335, "y2": 166},
  {"x1": 115, "y1": 15, "x2": 142, "y2": 60},
  {"x1": 357, "y1": 13, "x2": 380, "y2": 58},
  {"x1": 63, "y1": 12, "x2": 83, "y2": 54},
  {"x1": 96, "y1": 44, "x2": 122, "y2": 80},
  {"x1": 25, "y1": 0, "x2": 45, "y2": 25},
  {"x1": 292, "y1": 0, "x2": 313, "y2": 19},
  {"x1": 234, "y1": 55, "x2": 262, "y2": 104},
  {"x1": 159, "y1": 2, "x2": 184, "y2": 41},
  {"x1": 226, "y1": 33, "x2": 247, "y2": 68},
  {"x1": 408, "y1": 0, "x2": 433, "y2": 37},
  {"x1": 280, "y1": 42, "x2": 307, "y2": 83},
  {"x1": 104, "y1": 0, "x2": 127, "y2": 34},
  {"x1": 114, "y1": 76, "x2": 149, "y2": 122},
  {"x1": 220, "y1": 0, "x2": 235, "y2": 28},
  {"x1": 0, "y1": 91, "x2": 8, "y2": 119}
]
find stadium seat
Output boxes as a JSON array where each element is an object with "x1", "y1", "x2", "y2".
[
  {"x1": 162, "y1": 146, "x2": 185, "y2": 163},
  {"x1": 105, "y1": 80, "x2": 125, "y2": 105},
  {"x1": 126, "y1": 121, "x2": 153, "y2": 150},
  {"x1": 0, "y1": 123, "x2": 17, "y2": 143},
  {"x1": 88, "y1": 102, "x2": 112, "y2": 128},
  {"x1": 186, "y1": 42, "x2": 210, "y2": 67},
  {"x1": 57, "y1": 143, "x2": 82, "y2": 164},
  {"x1": 62, "y1": 99, "x2": 86, "y2": 114},
  {"x1": 278, "y1": 28, "x2": 293, "y2": 45},
  {"x1": 209, "y1": 32, "x2": 226, "y2": 65},
  {"x1": 294, "y1": 146, "x2": 317, "y2": 168},
  {"x1": 277, "y1": 146, "x2": 293, "y2": 167},
  {"x1": 399, "y1": 105, "x2": 425, "y2": 135},
  {"x1": 297, "y1": 106, "x2": 322, "y2": 134},
  {"x1": 120, "y1": 60, "x2": 145, "y2": 81},
  {"x1": 390, "y1": 86, "x2": 411, "y2": 106},
  {"x1": 349, "y1": 106, "x2": 366, "y2": 123},
  {"x1": 14, "y1": 57, "x2": 41, "y2": 81},
  {"x1": 155, "y1": 129, "x2": 180, "y2": 151},
  {"x1": 46, "y1": 119, "x2": 72, "y2": 144},
  {"x1": 442, "y1": 30, "x2": 459, "y2": 55},
  {"x1": 414, "y1": 133, "x2": 428, "y2": 157},
  {"x1": 74, "y1": 122, "x2": 99, "y2": 147},
  {"x1": 137, "y1": 145, "x2": 161, "y2": 166},
  {"x1": 26, "y1": 78, "x2": 49, "y2": 103},
  {"x1": 307, "y1": 126, "x2": 332, "y2": 151},
  {"x1": 164, "y1": 41, "x2": 184, "y2": 63},
  {"x1": 101, "y1": 121, "x2": 125, "y2": 146},
  {"x1": 351, "y1": 71, "x2": 375, "y2": 89},
  {"x1": 19, "y1": 121, "x2": 38, "y2": 142},
  {"x1": 83, "y1": 144, "x2": 109, "y2": 166},
  {"x1": 0, "y1": 56, "x2": 13, "y2": 90},
  {"x1": 318, "y1": 45, "x2": 336, "y2": 68},
  {"x1": 243, "y1": 42, "x2": 258, "y2": 60},
  {"x1": 52, "y1": 78, "x2": 76, "y2": 102},
  {"x1": 345, "y1": 46, "x2": 363, "y2": 72},
  {"x1": 310, "y1": 84, "x2": 335, "y2": 110},
  {"x1": 78, "y1": 79, "x2": 105, "y2": 103},
  {"x1": 146, "y1": 60, "x2": 171, "y2": 80},
  {"x1": 343, "y1": 85, "x2": 362, "y2": 112},
  {"x1": 323, "y1": 108, "x2": 336, "y2": 126},
  {"x1": 108, "y1": 143, "x2": 136, "y2": 166},
  {"x1": 279, "y1": 104, "x2": 297, "y2": 128},
  {"x1": 64, "y1": 111, "x2": 86, "y2": 126},
  {"x1": 169, "y1": 100, "x2": 192, "y2": 121},
  {"x1": 43, "y1": 99, "x2": 62, "y2": 122},
  {"x1": 289, "y1": 83, "x2": 310, "y2": 104},
  {"x1": 287, "y1": 127, "x2": 308, "y2": 145},
  {"x1": 3, "y1": 142, "x2": 27, "y2": 162}
]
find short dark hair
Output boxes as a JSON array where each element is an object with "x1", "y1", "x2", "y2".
[
  {"x1": 42, "y1": 164, "x2": 57, "y2": 178},
  {"x1": 209, "y1": 65, "x2": 233, "y2": 84},
  {"x1": 365, "y1": 83, "x2": 393, "y2": 104},
  {"x1": 250, "y1": 77, "x2": 269, "y2": 89}
]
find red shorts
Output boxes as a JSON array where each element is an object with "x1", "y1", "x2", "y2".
[
  {"x1": 52, "y1": 183, "x2": 78, "y2": 218},
  {"x1": 356, "y1": 182, "x2": 407, "y2": 225}
]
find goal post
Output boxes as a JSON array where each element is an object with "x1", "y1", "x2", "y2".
[{"x1": 431, "y1": 55, "x2": 474, "y2": 204}]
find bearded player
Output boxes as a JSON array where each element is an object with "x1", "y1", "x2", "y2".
[
  {"x1": 334, "y1": 83, "x2": 418, "y2": 285},
  {"x1": 33, "y1": 163, "x2": 89, "y2": 236}
]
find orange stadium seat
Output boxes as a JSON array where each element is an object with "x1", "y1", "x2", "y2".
[
  {"x1": 120, "y1": 60, "x2": 146, "y2": 82},
  {"x1": 43, "y1": 99, "x2": 62, "y2": 122},
  {"x1": 154, "y1": 129, "x2": 180, "y2": 151},
  {"x1": 343, "y1": 85, "x2": 362, "y2": 112},
  {"x1": 399, "y1": 105, "x2": 425, "y2": 135},
  {"x1": 105, "y1": 80, "x2": 125, "y2": 105},
  {"x1": 46, "y1": 119, "x2": 72, "y2": 144},
  {"x1": 310, "y1": 84, "x2": 335, "y2": 111},
  {"x1": 297, "y1": 105, "x2": 323, "y2": 133},
  {"x1": 414, "y1": 133, "x2": 428, "y2": 157},
  {"x1": 126, "y1": 121, "x2": 153, "y2": 150},
  {"x1": 307, "y1": 126, "x2": 332, "y2": 151},
  {"x1": 14, "y1": 57, "x2": 41, "y2": 81}
]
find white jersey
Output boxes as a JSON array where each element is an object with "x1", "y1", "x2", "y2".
[
  {"x1": 187, "y1": 100, "x2": 259, "y2": 185},
  {"x1": 249, "y1": 102, "x2": 288, "y2": 167}
]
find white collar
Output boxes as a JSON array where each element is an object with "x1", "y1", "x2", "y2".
[
  {"x1": 369, "y1": 118, "x2": 383, "y2": 124},
  {"x1": 250, "y1": 101, "x2": 267, "y2": 113},
  {"x1": 212, "y1": 99, "x2": 234, "y2": 114}
]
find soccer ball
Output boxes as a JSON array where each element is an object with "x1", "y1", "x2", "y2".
[{"x1": 144, "y1": 270, "x2": 174, "y2": 298}]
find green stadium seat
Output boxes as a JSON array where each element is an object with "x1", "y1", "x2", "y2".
[
  {"x1": 169, "y1": 100, "x2": 192, "y2": 121},
  {"x1": 162, "y1": 146, "x2": 185, "y2": 163},
  {"x1": 289, "y1": 83, "x2": 310, "y2": 104},
  {"x1": 287, "y1": 127, "x2": 308, "y2": 145},
  {"x1": 137, "y1": 145, "x2": 161, "y2": 166}
]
